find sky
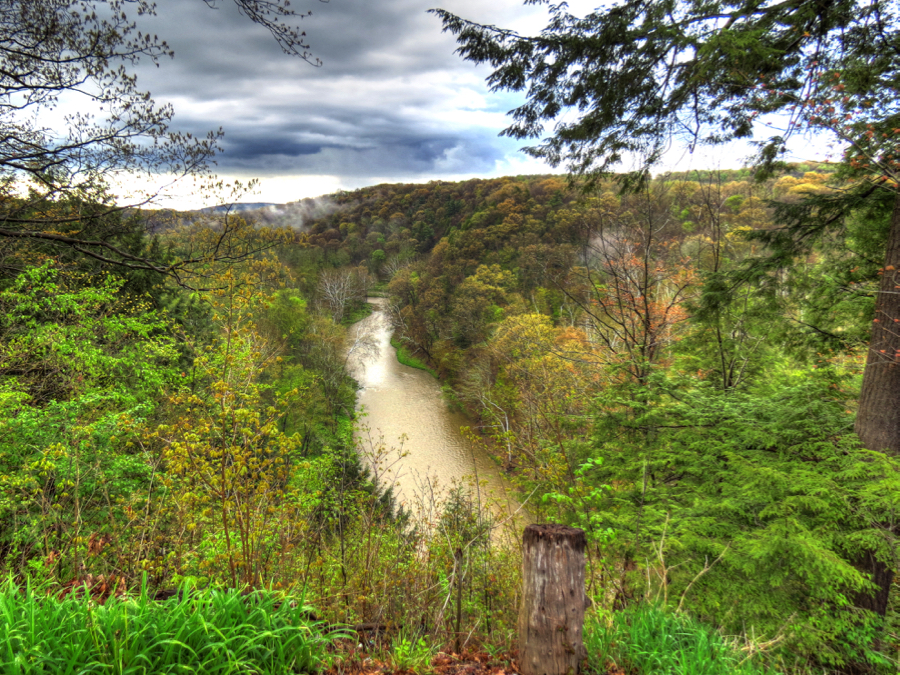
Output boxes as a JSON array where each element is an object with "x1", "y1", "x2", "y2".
[{"x1": 123, "y1": 0, "x2": 838, "y2": 209}]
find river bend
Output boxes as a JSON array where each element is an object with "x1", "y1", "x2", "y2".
[{"x1": 347, "y1": 299, "x2": 522, "y2": 523}]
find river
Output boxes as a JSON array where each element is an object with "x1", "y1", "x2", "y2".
[{"x1": 347, "y1": 299, "x2": 525, "y2": 528}]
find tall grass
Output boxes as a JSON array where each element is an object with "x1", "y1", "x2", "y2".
[
  {"x1": 584, "y1": 604, "x2": 773, "y2": 675},
  {"x1": 0, "y1": 581, "x2": 336, "y2": 674}
]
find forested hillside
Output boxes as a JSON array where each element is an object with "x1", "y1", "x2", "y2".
[
  {"x1": 287, "y1": 164, "x2": 900, "y2": 672},
  {"x1": 0, "y1": 194, "x2": 530, "y2": 668},
  {"x1": 3, "y1": 158, "x2": 899, "y2": 674}
]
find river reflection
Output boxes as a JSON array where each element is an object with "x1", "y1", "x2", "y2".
[{"x1": 347, "y1": 299, "x2": 525, "y2": 528}]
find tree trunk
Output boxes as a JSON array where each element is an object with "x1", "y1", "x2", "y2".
[
  {"x1": 856, "y1": 192, "x2": 900, "y2": 459},
  {"x1": 518, "y1": 524, "x2": 587, "y2": 675},
  {"x1": 853, "y1": 192, "x2": 900, "y2": 620}
]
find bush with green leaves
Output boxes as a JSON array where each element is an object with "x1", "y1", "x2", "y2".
[
  {"x1": 0, "y1": 262, "x2": 179, "y2": 405},
  {"x1": 387, "y1": 629, "x2": 435, "y2": 673},
  {"x1": 0, "y1": 262, "x2": 181, "y2": 579}
]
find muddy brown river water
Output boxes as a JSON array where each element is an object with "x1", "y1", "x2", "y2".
[{"x1": 347, "y1": 299, "x2": 525, "y2": 526}]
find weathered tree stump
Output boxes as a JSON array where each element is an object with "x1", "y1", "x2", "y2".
[{"x1": 518, "y1": 524, "x2": 587, "y2": 675}]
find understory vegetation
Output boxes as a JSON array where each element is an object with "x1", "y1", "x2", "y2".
[{"x1": 584, "y1": 604, "x2": 774, "y2": 675}]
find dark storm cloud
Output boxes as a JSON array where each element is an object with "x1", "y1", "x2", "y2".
[
  {"x1": 224, "y1": 136, "x2": 326, "y2": 159},
  {"x1": 129, "y1": 0, "x2": 546, "y2": 189},
  {"x1": 216, "y1": 115, "x2": 501, "y2": 177}
]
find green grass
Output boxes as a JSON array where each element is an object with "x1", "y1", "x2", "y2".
[
  {"x1": 584, "y1": 604, "x2": 774, "y2": 675},
  {"x1": 367, "y1": 282, "x2": 389, "y2": 298},
  {"x1": 390, "y1": 336, "x2": 437, "y2": 378},
  {"x1": 0, "y1": 580, "x2": 338, "y2": 674},
  {"x1": 342, "y1": 301, "x2": 374, "y2": 325}
]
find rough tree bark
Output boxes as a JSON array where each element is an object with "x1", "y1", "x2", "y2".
[
  {"x1": 518, "y1": 524, "x2": 587, "y2": 675},
  {"x1": 856, "y1": 193, "x2": 900, "y2": 458},
  {"x1": 853, "y1": 193, "x2": 900, "y2": 620}
]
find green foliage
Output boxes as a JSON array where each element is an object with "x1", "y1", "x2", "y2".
[
  {"x1": 585, "y1": 369, "x2": 898, "y2": 668},
  {"x1": 756, "y1": 186, "x2": 896, "y2": 356},
  {"x1": 0, "y1": 262, "x2": 181, "y2": 578},
  {"x1": 584, "y1": 604, "x2": 772, "y2": 675},
  {"x1": 0, "y1": 179, "x2": 532, "y2": 664},
  {"x1": 0, "y1": 262, "x2": 179, "y2": 404},
  {"x1": 152, "y1": 367, "x2": 307, "y2": 586},
  {"x1": 0, "y1": 580, "x2": 336, "y2": 674},
  {"x1": 542, "y1": 458, "x2": 617, "y2": 549},
  {"x1": 298, "y1": 175, "x2": 580, "y2": 272},
  {"x1": 390, "y1": 336, "x2": 437, "y2": 377},
  {"x1": 4, "y1": 167, "x2": 900, "y2": 671},
  {"x1": 257, "y1": 289, "x2": 359, "y2": 436},
  {"x1": 433, "y1": 1, "x2": 898, "y2": 186},
  {"x1": 342, "y1": 300, "x2": 374, "y2": 325},
  {"x1": 0, "y1": 396, "x2": 155, "y2": 580},
  {"x1": 285, "y1": 170, "x2": 900, "y2": 668},
  {"x1": 387, "y1": 629, "x2": 435, "y2": 673}
]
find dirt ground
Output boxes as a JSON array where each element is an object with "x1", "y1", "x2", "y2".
[
  {"x1": 324, "y1": 640, "x2": 621, "y2": 675},
  {"x1": 325, "y1": 647, "x2": 519, "y2": 675}
]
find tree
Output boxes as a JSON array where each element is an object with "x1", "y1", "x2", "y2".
[
  {"x1": 0, "y1": 0, "x2": 322, "y2": 284},
  {"x1": 432, "y1": 0, "x2": 896, "y2": 186},
  {"x1": 434, "y1": 0, "x2": 900, "y2": 653},
  {"x1": 566, "y1": 183, "x2": 694, "y2": 385},
  {"x1": 0, "y1": 261, "x2": 181, "y2": 578},
  {"x1": 317, "y1": 266, "x2": 370, "y2": 323}
]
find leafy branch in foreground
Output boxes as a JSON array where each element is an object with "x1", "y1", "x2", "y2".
[{"x1": 0, "y1": 0, "x2": 322, "y2": 282}]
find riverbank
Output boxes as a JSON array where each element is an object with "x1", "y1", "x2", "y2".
[
  {"x1": 389, "y1": 335, "x2": 438, "y2": 377},
  {"x1": 342, "y1": 300, "x2": 374, "y2": 325}
]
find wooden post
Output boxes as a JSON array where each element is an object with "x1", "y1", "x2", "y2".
[
  {"x1": 454, "y1": 546, "x2": 463, "y2": 654},
  {"x1": 518, "y1": 524, "x2": 587, "y2": 675}
]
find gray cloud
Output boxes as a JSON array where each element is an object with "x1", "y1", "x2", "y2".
[{"x1": 126, "y1": 0, "x2": 548, "y2": 191}]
